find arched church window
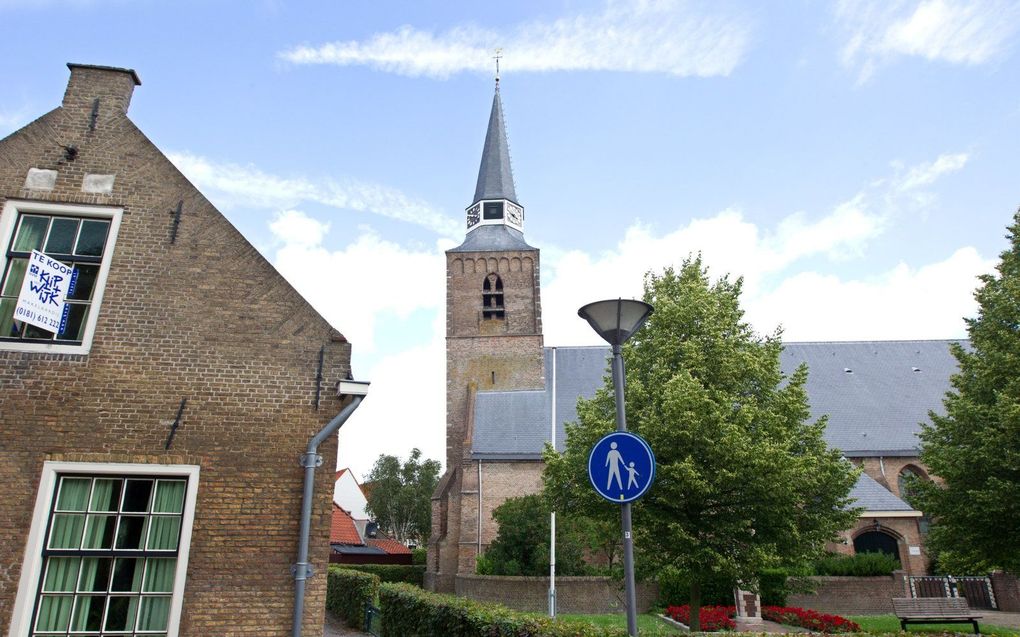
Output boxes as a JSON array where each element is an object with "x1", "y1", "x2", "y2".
[
  {"x1": 899, "y1": 465, "x2": 933, "y2": 534},
  {"x1": 482, "y1": 273, "x2": 505, "y2": 320}
]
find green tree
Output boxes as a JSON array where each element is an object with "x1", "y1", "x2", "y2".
[
  {"x1": 476, "y1": 494, "x2": 588, "y2": 576},
  {"x1": 542, "y1": 258, "x2": 859, "y2": 629},
  {"x1": 364, "y1": 448, "x2": 440, "y2": 546},
  {"x1": 912, "y1": 210, "x2": 1020, "y2": 574}
]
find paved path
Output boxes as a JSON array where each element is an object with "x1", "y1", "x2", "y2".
[
  {"x1": 323, "y1": 611, "x2": 371, "y2": 637},
  {"x1": 981, "y1": 610, "x2": 1020, "y2": 631}
]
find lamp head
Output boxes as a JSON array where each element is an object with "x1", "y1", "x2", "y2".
[{"x1": 577, "y1": 298, "x2": 654, "y2": 346}]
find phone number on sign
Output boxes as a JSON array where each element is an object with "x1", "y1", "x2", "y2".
[{"x1": 14, "y1": 306, "x2": 60, "y2": 329}]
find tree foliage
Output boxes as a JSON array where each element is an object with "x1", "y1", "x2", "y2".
[
  {"x1": 364, "y1": 448, "x2": 440, "y2": 546},
  {"x1": 542, "y1": 258, "x2": 859, "y2": 629},
  {"x1": 913, "y1": 210, "x2": 1020, "y2": 574},
  {"x1": 476, "y1": 494, "x2": 588, "y2": 576}
]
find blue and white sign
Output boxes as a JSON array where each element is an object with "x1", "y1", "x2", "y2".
[
  {"x1": 588, "y1": 431, "x2": 656, "y2": 503},
  {"x1": 14, "y1": 250, "x2": 75, "y2": 334}
]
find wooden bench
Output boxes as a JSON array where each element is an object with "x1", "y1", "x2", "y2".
[{"x1": 892, "y1": 597, "x2": 983, "y2": 634}]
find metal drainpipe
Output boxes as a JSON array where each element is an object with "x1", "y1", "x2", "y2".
[{"x1": 292, "y1": 394, "x2": 365, "y2": 637}]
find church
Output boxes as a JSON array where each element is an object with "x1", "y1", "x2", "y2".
[{"x1": 425, "y1": 81, "x2": 956, "y2": 592}]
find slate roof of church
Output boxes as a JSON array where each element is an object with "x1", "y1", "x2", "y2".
[
  {"x1": 849, "y1": 472, "x2": 916, "y2": 512},
  {"x1": 471, "y1": 340, "x2": 964, "y2": 460},
  {"x1": 448, "y1": 224, "x2": 535, "y2": 253},
  {"x1": 473, "y1": 87, "x2": 517, "y2": 205}
]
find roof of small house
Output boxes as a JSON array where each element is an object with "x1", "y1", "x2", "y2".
[
  {"x1": 471, "y1": 340, "x2": 964, "y2": 461},
  {"x1": 330, "y1": 504, "x2": 363, "y2": 545},
  {"x1": 367, "y1": 538, "x2": 412, "y2": 555},
  {"x1": 849, "y1": 472, "x2": 916, "y2": 512}
]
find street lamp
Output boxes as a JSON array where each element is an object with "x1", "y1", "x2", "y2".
[{"x1": 578, "y1": 298, "x2": 653, "y2": 637}]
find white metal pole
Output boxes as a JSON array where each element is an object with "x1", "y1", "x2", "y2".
[{"x1": 549, "y1": 511, "x2": 556, "y2": 617}]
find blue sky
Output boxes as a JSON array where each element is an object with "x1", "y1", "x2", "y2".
[{"x1": 3, "y1": 0, "x2": 1018, "y2": 479}]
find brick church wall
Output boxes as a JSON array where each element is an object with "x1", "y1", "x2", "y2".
[{"x1": 0, "y1": 64, "x2": 352, "y2": 636}]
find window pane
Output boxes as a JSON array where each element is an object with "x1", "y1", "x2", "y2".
[
  {"x1": 70, "y1": 595, "x2": 105, "y2": 631},
  {"x1": 115, "y1": 516, "x2": 147, "y2": 549},
  {"x1": 35, "y1": 595, "x2": 73, "y2": 632},
  {"x1": 0, "y1": 299, "x2": 19, "y2": 338},
  {"x1": 57, "y1": 304, "x2": 89, "y2": 342},
  {"x1": 42, "y1": 557, "x2": 81, "y2": 592},
  {"x1": 22, "y1": 322, "x2": 54, "y2": 340},
  {"x1": 66, "y1": 264, "x2": 99, "y2": 301},
  {"x1": 147, "y1": 517, "x2": 181, "y2": 551},
  {"x1": 2, "y1": 258, "x2": 27, "y2": 296},
  {"x1": 57, "y1": 477, "x2": 92, "y2": 511},
  {"x1": 143, "y1": 559, "x2": 176, "y2": 593},
  {"x1": 78, "y1": 558, "x2": 112, "y2": 592},
  {"x1": 104, "y1": 596, "x2": 139, "y2": 632},
  {"x1": 90, "y1": 479, "x2": 122, "y2": 512},
  {"x1": 152, "y1": 481, "x2": 185, "y2": 514},
  {"x1": 75, "y1": 220, "x2": 110, "y2": 257},
  {"x1": 49, "y1": 514, "x2": 85, "y2": 549},
  {"x1": 13, "y1": 215, "x2": 48, "y2": 252},
  {"x1": 111, "y1": 558, "x2": 143, "y2": 592},
  {"x1": 82, "y1": 514, "x2": 116, "y2": 549},
  {"x1": 44, "y1": 218, "x2": 79, "y2": 254},
  {"x1": 122, "y1": 480, "x2": 153, "y2": 512},
  {"x1": 137, "y1": 597, "x2": 170, "y2": 632}
]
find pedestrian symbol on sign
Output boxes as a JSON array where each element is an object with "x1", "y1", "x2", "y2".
[{"x1": 588, "y1": 431, "x2": 655, "y2": 503}]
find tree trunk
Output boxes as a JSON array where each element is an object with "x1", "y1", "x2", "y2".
[{"x1": 689, "y1": 579, "x2": 702, "y2": 632}]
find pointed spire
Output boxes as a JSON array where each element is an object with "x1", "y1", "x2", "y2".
[{"x1": 473, "y1": 87, "x2": 518, "y2": 205}]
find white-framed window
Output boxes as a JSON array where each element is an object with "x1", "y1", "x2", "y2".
[
  {"x1": 0, "y1": 200, "x2": 122, "y2": 355},
  {"x1": 9, "y1": 462, "x2": 200, "y2": 637}
]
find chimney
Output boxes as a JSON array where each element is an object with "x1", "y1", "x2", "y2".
[{"x1": 62, "y1": 63, "x2": 141, "y2": 118}]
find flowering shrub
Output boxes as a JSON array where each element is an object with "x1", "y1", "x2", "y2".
[
  {"x1": 663, "y1": 604, "x2": 859, "y2": 633},
  {"x1": 762, "y1": 605, "x2": 860, "y2": 633},
  {"x1": 664, "y1": 605, "x2": 736, "y2": 631}
]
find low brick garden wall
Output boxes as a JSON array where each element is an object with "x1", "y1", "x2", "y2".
[
  {"x1": 788, "y1": 572, "x2": 909, "y2": 615},
  {"x1": 456, "y1": 575, "x2": 659, "y2": 614}
]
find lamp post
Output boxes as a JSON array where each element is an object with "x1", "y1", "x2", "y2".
[{"x1": 578, "y1": 298, "x2": 653, "y2": 637}]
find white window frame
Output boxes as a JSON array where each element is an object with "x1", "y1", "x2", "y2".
[
  {"x1": 8, "y1": 462, "x2": 200, "y2": 637},
  {"x1": 0, "y1": 200, "x2": 123, "y2": 355}
]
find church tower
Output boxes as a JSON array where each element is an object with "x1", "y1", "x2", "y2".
[{"x1": 426, "y1": 81, "x2": 545, "y2": 592}]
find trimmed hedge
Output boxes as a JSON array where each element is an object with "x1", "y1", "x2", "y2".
[
  {"x1": 378, "y1": 582, "x2": 629, "y2": 637},
  {"x1": 343, "y1": 563, "x2": 425, "y2": 586},
  {"x1": 813, "y1": 551, "x2": 900, "y2": 576},
  {"x1": 412, "y1": 547, "x2": 427, "y2": 565},
  {"x1": 327, "y1": 567, "x2": 380, "y2": 629}
]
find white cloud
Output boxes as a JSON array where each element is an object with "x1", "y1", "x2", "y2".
[
  {"x1": 895, "y1": 152, "x2": 969, "y2": 191},
  {"x1": 279, "y1": 0, "x2": 752, "y2": 78},
  {"x1": 268, "y1": 210, "x2": 445, "y2": 354},
  {"x1": 168, "y1": 151, "x2": 460, "y2": 238},
  {"x1": 837, "y1": 0, "x2": 1020, "y2": 82}
]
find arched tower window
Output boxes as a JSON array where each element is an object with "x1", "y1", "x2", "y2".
[{"x1": 482, "y1": 273, "x2": 505, "y2": 320}]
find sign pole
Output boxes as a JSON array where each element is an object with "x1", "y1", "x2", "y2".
[{"x1": 612, "y1": 343, "x2": 639, "y2": 637}]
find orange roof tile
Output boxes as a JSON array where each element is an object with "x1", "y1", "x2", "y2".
[
  {"x1": 330, "y1": 503, "x2": 362, "y2": 545},
  {"x1": 367, "y1": 538, "x2": 411, "y2": 555}
]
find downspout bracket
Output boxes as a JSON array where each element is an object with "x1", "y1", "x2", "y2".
[
  {"x1": 291, "y1": 562, "x2": 315, "y2": 580},
  {"x1": 299, "y1": 453, "x2": 323, "y2": 468}
]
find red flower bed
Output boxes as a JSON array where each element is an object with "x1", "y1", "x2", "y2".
[
  {"x1": 762, "y1": 605, "x2": 860, "y2": 633},
  {"x1": 664, "y1": 605, "x2": 736, "y2": 631}
]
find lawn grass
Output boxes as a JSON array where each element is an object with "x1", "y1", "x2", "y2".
[
  {"x1": 551, "y1": 613, "x2": 683, "y2": 635},
  {"x1": 849, "y1": 614, "x2": 1020, "y2": 636}
]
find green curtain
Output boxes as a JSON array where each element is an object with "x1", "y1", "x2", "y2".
[
  {"x1": 104, "y1": 596, "x2": 139, "y2": 632},
  {"x1": 78, "y1": 558, "x2": 110, "y2": 592},
  {"x1": 2, "y1": 258, "x2": 27, "y2": 295},
  {"x1": 153, "y1": 481, "x2": 185, "y2": 513},
  {"x1": 83, "y1": 514, "x2": 115, "y2": 549},
  {"x1": 49, "y1": 514, "x2": 85, "y2": 549},
  {"x1": 90, "y1": 478, "x2": 121, "y2": 511},
  {"x1": 111, "y1": 558, "x2": 143, "y2": 592},
  {"x1": 42, "y1": 557, "x2": 80, "y2": 592},
  {"x1": 34, "y1": 595, "x2": 72, "y2": 632},
  {"x1": 71, "y1": 595, "x2": 104, "y2": 631},
  {"x1": 57, "y1": 477, "x2": 91, "y2": 511},
  {"x1": 143, "y1": 559, "x2": 176, "y2": 593},
  {"x1": 12, "y1": 215, "x2": 47, "y2": 252},
  {"x1": 138, "y1": 596, "x2": 171, "y2": 631},
  {"x1": 147, "y1": 517, "x2": 181, "y2": 550}
]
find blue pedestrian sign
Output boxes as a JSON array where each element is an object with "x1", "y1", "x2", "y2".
[{"x1": 588, "y1": 431, "x2": 656, "y2": 503}]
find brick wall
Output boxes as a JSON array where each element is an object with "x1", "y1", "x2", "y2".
[
  {"x1": 455, "y1": 575, "x2": 658, "y2": 614},
  {"x1": 0, "y1": 64, "x2": 352, "y2": 636},
  {"x1": 787, "y1": 572, "x2": 909, "y2": 615}
]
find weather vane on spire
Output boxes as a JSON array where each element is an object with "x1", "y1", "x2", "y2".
[{"x1": 493, "y1": 48, "x2": 503, "y2": 88}]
